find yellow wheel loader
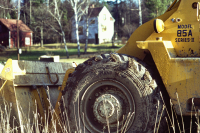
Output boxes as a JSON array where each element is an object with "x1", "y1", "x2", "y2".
[{"x1": 0, "y1": 0, "x2": 199, "y2": 132}]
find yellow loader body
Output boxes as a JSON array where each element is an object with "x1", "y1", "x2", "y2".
[{"x1": 117, "y1": 0, "x2": 200, "y2": 115}]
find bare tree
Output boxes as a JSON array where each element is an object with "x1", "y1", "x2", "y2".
[
  {"x1": 0, "y1": 0, "x2": 16, "y2": 18},
  {"x1": 121, "y1": 24, "x2": 137, "y2": 38},
  {"x1": 32, "y1": 4, "x2": 53, "y2": 47},
  {"x1": 69, "y1": 0, "x2": 89, "y2": 57},
  {"x1": 30, "y1": 0, "x2": 31, "y2": 25},
  {"x1": 48, "y1": 0, "x2": 69, "y2": 58},
  {"x1": 82, "y1": 5, "x2": 96, "y2": 54},
  {"x1": 17, "y1": 0, "x2": 20, "y2": 60}
]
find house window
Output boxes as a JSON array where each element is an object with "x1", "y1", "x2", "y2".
[
  {"x1": 0, "y1": 25, "x2": 2, "y2": 32},
  {"x1": 78, "y1": 26, "x2": 83, "y2": 35},
  {"x1": 90, "y1": 20, "x2": 95, "y2": 24},
  {"x1": 102, "y1": 25, "x2": 106, "y2": 32},
  {"x1": 25, "y1": 37, "x2": 30, "y2": 45},
  {"x1": 103, "y1": 14, "x2": 106, "y2": 20}
]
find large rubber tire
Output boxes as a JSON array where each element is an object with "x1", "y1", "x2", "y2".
[{"x1": 61, "y1": 53, "x2": 166, "y2": 133}]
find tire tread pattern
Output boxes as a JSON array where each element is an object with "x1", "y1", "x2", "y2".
[{"x1": 60, "y1": 53, "x2": 166, "y2": 133}]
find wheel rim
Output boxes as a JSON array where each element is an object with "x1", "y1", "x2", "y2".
[{"x1": 80, "y1": 79, "x2": 135, "y2": 132}]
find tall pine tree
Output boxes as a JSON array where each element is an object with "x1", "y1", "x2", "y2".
[{"x1": 145, "y1": 0, "x2": 173, "y2": 18}]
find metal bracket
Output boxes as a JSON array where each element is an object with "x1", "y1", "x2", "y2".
[{"x1": 46, "y1": 67, "x2": 59, "y2": 85}]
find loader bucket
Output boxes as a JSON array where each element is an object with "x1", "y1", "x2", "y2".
[{"x1": 0, "y1": 59, "x2": 72, "y2": 132}]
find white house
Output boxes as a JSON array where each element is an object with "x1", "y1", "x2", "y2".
[{"x1": 71, "y1": 6, "x2": 115, "y2": 44}]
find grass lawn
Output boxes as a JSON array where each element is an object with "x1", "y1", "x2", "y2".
[{"x1": 0, "y1": 43, "x2": 124, "y2": 63}]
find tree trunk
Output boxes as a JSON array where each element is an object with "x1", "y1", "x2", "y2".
[
  {"x1": 60, "y1": 36, "x2": 62, "y2": 46},
  {"x1": 138, "y1": 0, "x2": 142, "y2": 26},
  {"x1": 62, "y1": 32, "x2": 69, "y2": 58},
  {"x1": 47, "y1": 0, "x2": 49, "y2": 9},
  {"x1": 3, "y1": 9, "x2": 5, "y2": 18},
  {"x1": 24, "y1": 11, "x2": 26, "y2": 24},
  {"x1": 48, "y1": 0, "x2": 69, "y2": 58},
  {"x1": 84, "y1": 17, "x2": 89, "y2": 54},
  {"x1": 40, "y1": 26, "x2": 43, "y2": 47},
  {"x1": 59, "y1": 22, "x2": 69, "y2": 58},
  {"x1": 30, "y1": 0, "x2": 31, "y2": 25},
  {"x1": 75, "y1": 11, "x2": 80, "y2": 57}
]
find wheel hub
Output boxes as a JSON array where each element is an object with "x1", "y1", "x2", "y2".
[
  {"x1": 97, "y1": 100, "x2": 114, "y2": 118},
  {"x1": 93, "y1": 94, "x2": 123, "y2": 124},
  {"x1": 80, "y1": 80, "x2": 135, "y2": 132}
]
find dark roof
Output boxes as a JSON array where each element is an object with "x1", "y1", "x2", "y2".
[
  {"x1": 88, "y1": 7, "x2": 103, "y2": 18},
  {"x1": 0, "y1": 18, "x2": 32, "y2": 32}
]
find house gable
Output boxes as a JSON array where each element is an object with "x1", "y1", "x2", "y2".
[
  {"x1": 0, "y1": 19, "x2": 33, "y2": 48},
  {"x1": 98, "y1": 7, "x2": 115, "y2": 22},
  {"x1": 98, "y1": 6, "x2": 115, "y2": 43},
  {"x1": 0, "y1": 19, "x2": 33, "y2": 33},
  {"x1": 71, "y1": 6, "x2": 115, "y2": 44}
]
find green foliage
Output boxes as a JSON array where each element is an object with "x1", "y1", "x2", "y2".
[
  {"x1": 145, "y1": 0, "x2": 174, "y2": 18},
  {"x1": 32, "y1": 0, "x2": 45, "y2": 7},
  {"x1": 6, "y1": 12, "x2": 11, "y2": 19},
  {"x1": 101, "y1": 0, "x2": 109, "y2": 8},
  {"x1": 10, "y1": 11, "x2": 17, "y2": 19},
  {"x1": 61, "y1": 6, "x2": 69, "y2": 23},
  {"x1": 63, "y1": 11, "x2": 68, "y2": 22}
]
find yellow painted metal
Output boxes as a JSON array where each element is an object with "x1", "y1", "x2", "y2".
[
  {"x1": 31, "y1": 86, "x2": 51, "y2": 126},
  {"x1": 116, "y1": 1, "x2": 180, "y2": 60},
  {"x1": 54, "y1": 68, "x2": 75, "y2": 115},
  {"x1": 51, "y1": 68, "x2": 75, "y2": 131},
  {"x1": 39, "y1": 86, "x2": 50, "y2": 112},
  {"x1": 0, "y1": 80, "x2": 17, "y2": 112},
  {"x1": 0, "y1": 80, "x2": 7, "y2": 91},
  {"x1": 146, "y1": 0, "x2": 200, "y2": 57},
  {"x1": 31, "y1": 88, "x2": 46, "y2": 123},
  {"x1": 0, "y1": 59, "x2": 14, "y2": 80},
  {"x1": 165, "y1": 0, "x2": 178, "y2": 12},
  {"x1": 14, "y1": 86, "x2": 37, "y2": 128},
  {"x1": 0, "y1": 59, "x2": 73, "y2": 132},
  {"x1": 117, "y1": 0, "x2": 200, "y2": 115},
  {"x1": 137, "y1": 40, "x2": 200, "y2": 115},
  {"x1": 0, "y1": 80, "x2": 28, "y2": 129},
  {"x1": 136, "y1": 0, "x2": 200, "y2": 115}
]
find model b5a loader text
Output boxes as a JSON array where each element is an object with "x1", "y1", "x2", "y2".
[{"x1": 0, "y1": 0, "x2": 199, "y2": 132}]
